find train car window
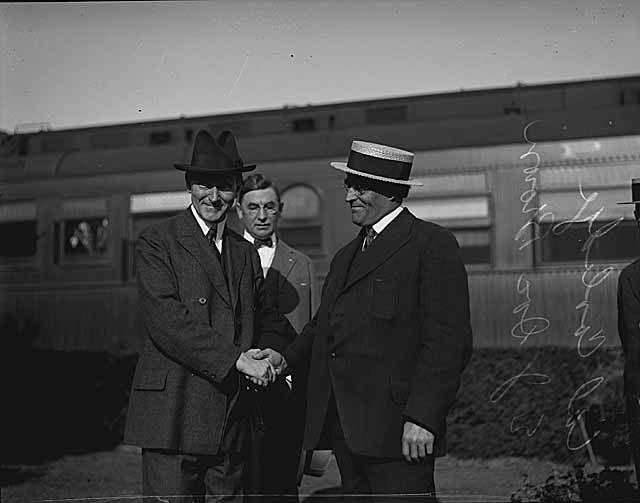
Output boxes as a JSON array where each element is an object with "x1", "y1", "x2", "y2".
[
  {"x1": 404, "y1": 195, "x2": 492, "y2": 266},
  {"x1": 292, "y1": 118, "x2": 316, "y2": 133},
  {"x1": 149, "y1": 131, "x2": 172, "y2": 145},
  {"x1": 538, "y1": 220, "x2": 639, "y2": 263},
  {"x1": 365, "y1": 106, "x2": 407, "y2": 124},
  {"x1": 280, "y1": 184, "x2": 323, "y2": 257},
  {"x1": 59, "y1": 218, "x2": 110, "y2": 257},
  {"x1": 54, "y1": 199, "x2": 109, "y2": 264},
  {"x1": 0, "y1": 201, "x2": 38, "y2": 260},
  {"x1": 281, "y1": 185, "x2": 321, "y2": 220},
  {"x1": 130, "y1": 191, "x2": 191, "y2": 215},
  {"x1": 537, "y1": 187, "x2": 636, "y2": 264},
  {"x1": 452, "y1": 228, "x2": 491, "y2": 265}
]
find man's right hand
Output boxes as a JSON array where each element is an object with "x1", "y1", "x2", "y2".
[
  {"x1": 235, "y1": 351, "x2": 275, "y2": 386},
  {"x1": 251, "y1": 348, "x2": 288, "y2": 376}
]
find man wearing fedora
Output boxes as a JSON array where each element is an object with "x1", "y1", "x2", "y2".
[
  {"x1": 617, "y1": 177, "x2": 640, "y2": 482},
  {"x1": 259, "y1": 140, "x2": 473, "y2": 501},
  {"x1": 124, "y1": 130, "x2": 296, "y2": 502}
]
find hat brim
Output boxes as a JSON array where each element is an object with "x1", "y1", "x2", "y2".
[
  {"x1": 174, "y1": 163, "x2": 256, "y2": 173},
  {"x1": 330, "y1": 162, "x2": 423, "y2": 186}
]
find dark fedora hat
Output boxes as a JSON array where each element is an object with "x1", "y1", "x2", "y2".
[
  {"x1": 617, "y1": 178, "x2": 640, "y2": 204},
  {"x1": 330, "y1": 140, "x2": 423, "y2": 186},
  {"x1": 174, "y1": 129, "x2": 256, "y2": 173}
]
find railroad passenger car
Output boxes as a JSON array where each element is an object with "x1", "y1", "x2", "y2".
[{"x1": 1, "y1": 75, "x2": 639, "y2": 352}]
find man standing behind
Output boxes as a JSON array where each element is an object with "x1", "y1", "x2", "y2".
[
  {"x1": 617, "y1": 177, "x2": 640, "y2": 482},
  {"x1": 261, "y1": 140, "x2": 473, "y2": 502},
  {"x1": 124, "y1": 130, "x2": 295, "y2": 502},
  {"x1": 237, "y1": 174, "x2": 318, "y2": 501}
]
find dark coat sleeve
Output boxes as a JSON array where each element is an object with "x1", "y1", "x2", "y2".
[
  {"x1": 618, "y1": 264, "x2": 640, "y2": 397},
  {"x1": 251, "y1": 248, "x2": 298, "y2": 354},
  {"x1": 136, "y1": 226, "x2": 242, "y2": 385},
  {"x1": 405, "y1": 227, "x2": 473, "y2": 437}
]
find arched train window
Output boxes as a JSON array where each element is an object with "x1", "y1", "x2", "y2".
[{"x1": 279, "y1": 184, "x2": 323, "y2": 256}]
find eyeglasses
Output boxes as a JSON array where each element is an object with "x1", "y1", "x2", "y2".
[
  {"x1": 244, "y1": 203, "x2": 279, "y2": 216},
  {"x1": 343, "y1": 182, "x2": 369, "y2": 196}
]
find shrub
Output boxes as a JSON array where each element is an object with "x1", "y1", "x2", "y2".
[
  {"x1": 447, "y1": 347, "x2": 629, "y2": 464},
  {"x1": 2, "y1": 343, "x2": 138, "y2": 463},
  {"x1": 510, "y1": 465, "x2": 639, "y2": 502}
]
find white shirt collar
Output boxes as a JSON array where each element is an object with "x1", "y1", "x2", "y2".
[
  {"x1": 190, "y1": 205, "x2": 226, "y2": 243},
  {"x1": 242, "y1": 230, "x2": 277, "y2": 247},
  {"x1": 371, "y1": 205, "x2": 404, "y2": 235}
]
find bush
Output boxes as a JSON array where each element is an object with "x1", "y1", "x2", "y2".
[
  {"x1": 510, "y1": 465, "x2": 639, "y2": 502},
  {"x1": 2, "y1": 328, "x2": 138, "y2": 464},
  {"x1": 448, "y1": 347, "x2": 629, "y2": 464}
]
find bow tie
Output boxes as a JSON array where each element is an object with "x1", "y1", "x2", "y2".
[{"x1": 254, "y1": 237, "x2": 274, "y2": 249}]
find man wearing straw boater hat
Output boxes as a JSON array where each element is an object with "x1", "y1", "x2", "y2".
[
  {"x1": 257, "y1": 140, "x2": 473, "y2": 501},
  {"x1": 124, "y1": 130, "x2": 295, "y2": 502},
  {"x1": 617, "y1": 177, "x2": 640, "y2": 483}
]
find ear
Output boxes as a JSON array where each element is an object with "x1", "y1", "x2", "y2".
[
  {"x1": 235, "y1": 202, "x2": 243, "y2": 219},
  {"x1": 278, "y1": 201, "x2": 284, "y2": 213}
]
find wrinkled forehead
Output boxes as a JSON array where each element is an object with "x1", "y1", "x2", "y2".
[{"x1": 242, "y1": 187, "x2": 280, "y2": 204}]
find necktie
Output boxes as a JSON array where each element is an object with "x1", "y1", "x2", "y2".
[
  {"x1": 254, "y1": 237, "x2": 274, "y2": 250},
  {"x1": 207, "y1": 227, "x2": 229, "y2": 280},
  {"x1": 363, "y1": 226, "x2": 377, "y2": 250},
  {"x1": 207, "y1": 227, "x2": 221, "y2": 260}
]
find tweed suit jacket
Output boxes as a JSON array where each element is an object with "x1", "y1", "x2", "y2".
[
  {"x1": 265, "y1": 239, "x2": 319, "y2": 336},
  {"x1": 124, "y1": 209, "x2": 294, "y2": 455},
  {"x1": 284, "y1": 208, "x2": 473, "y2": 458}
]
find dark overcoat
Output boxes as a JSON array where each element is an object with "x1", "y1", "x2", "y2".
[
  {"x1": 284, "y1": 208, "x2": 473, "y2": 458},
  {"x1": 617, "y1": 257, "x2": 640, "y2": 476},
  {"x1": 618, "y1": 258, "x2": 640, "y2": 397},
  {"x1": 124, "y1": 209, "x2": 293, "y2": 455}
]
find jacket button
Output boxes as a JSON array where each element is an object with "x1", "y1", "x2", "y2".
[
  {"x1": 198, "y1": 297, "x2": 207, "y2": 305},
  {"x1": 330, "y1": 352, "x2": 337, "y2": 358}
]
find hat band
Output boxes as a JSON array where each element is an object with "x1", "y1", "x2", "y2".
[
  {"x1": 190, "y1": 153, "x2": 244, "y2": 170},
  {"x1": 347, "y1": 150, "x2": 412, "y2": 181}
]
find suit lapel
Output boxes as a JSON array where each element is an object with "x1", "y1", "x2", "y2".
[
  {"x1": 269, "y1": 240, "x2": 297, "y2": 290},
  {"x1": 176, "y1": 210, "x2": 231, "y2": 307},
  {"x1": 329, "y1": 231, "x2": 364, "y2": 300},
  {"x1": 341, "y1": 209, "x2": 413, "y2": 292},
  {"x1": 223, "y1": 230, "x2": 245, "y2": 315}
]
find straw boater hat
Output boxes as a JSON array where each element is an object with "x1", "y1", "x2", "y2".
[
  {"x1": 330, "y1": 140, "x2": 423, "y2": 186},
  {"x1": 617, "y1": 178, "x2": 640, "y2": 205},
  {"x1": 174, "y1": 129, "x2": 256, "y2": 174}
]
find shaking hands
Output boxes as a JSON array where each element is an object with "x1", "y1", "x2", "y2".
[{"x1": 235, "y1": 347, "x2": 288, "y2": 387}]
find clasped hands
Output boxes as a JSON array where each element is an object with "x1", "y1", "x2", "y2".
[{"x1": 235, "y1": 348, "x2": 287, "y2": 387}]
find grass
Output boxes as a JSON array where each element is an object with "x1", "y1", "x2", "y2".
[{"x1": 2, "y1": 446, "x2": 573, "y2": 503}]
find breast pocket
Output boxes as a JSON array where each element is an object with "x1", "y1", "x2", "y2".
[{"x1": 370, "y1": 277, "x2": 397, "y2": 320}]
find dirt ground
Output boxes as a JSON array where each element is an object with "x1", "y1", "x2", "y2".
[{"x1": 1, "y1": 445, "x2": 570, "y2": 503}]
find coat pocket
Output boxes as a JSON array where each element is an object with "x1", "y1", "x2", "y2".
[
  {"x1": 133, "y1": 369, "x2": 168, "y2": 391},
  {"x1": 371, "y1": 278, "x2": 397, "y2": 319}
]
